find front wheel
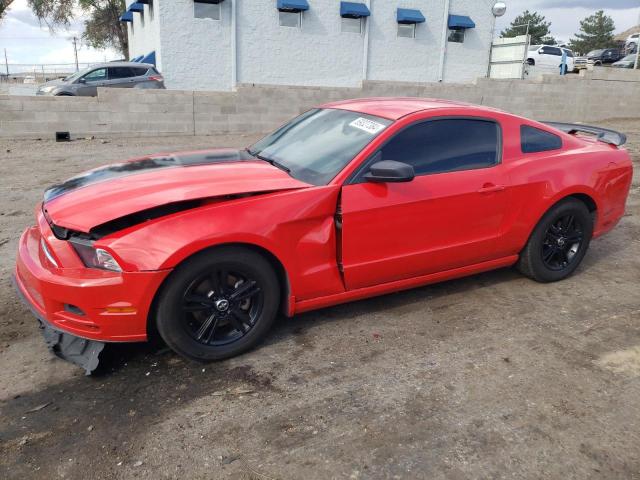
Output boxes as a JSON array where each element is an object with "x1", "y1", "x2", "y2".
[
  {"x1": 155, "y1": 246, "x2": 280, "y2": 362},
  {"x1": 517, "y1": 199, "x2": 593, "y2": 283}
]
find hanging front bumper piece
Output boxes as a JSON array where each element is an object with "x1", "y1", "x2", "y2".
[{"x1": 12, "y1": 274, "x2": 105, "y2": 375}]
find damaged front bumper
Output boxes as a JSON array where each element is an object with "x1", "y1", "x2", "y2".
[{"x1": 12, "y1": 274, "x2": 105, "y2": 375}]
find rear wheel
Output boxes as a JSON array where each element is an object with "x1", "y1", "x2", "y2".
[
  {"x1": 517, "y1": 199, "x2": 593, "y2": 283},
  {"x1": 156, "y1": 246, "x2": 280, "y2": 361}
]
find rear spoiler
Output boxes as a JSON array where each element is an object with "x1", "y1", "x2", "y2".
[{"x1": 543, "y1": 122, "x2": 627, "y2": 147}]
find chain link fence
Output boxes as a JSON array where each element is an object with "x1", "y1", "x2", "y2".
[{"x1": 0, "y1": 62, "x2": 96, "y2": 85}]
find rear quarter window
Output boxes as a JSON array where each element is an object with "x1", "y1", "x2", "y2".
[{"x1": 521, "y1": 126, "x2": 563, "y2": 153}]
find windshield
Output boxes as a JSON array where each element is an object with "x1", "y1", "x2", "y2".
[
  {"x1": 63, "y1": 67, "x2": 92, "y2": 82},
  {"x1": 587, "y1": 50, "x2": 604, "y2": 57},
  {"x1": 248, "y1": 108, "x2": 392, "y2": 185}
]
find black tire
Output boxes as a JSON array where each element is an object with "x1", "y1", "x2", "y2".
[
  {"x1": 517, "y1": 198, "x2": 593, "y2": 283},
  {"x1": 155, "y1": 246, "x2": 280, "y2": 362},
  {"x1": 526, "y1": 58, "x2": 535, "y2": 66}
]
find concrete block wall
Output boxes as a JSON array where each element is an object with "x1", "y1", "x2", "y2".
[{"x1": 2, "y1": 72, "x2": 640, "y2": 139}]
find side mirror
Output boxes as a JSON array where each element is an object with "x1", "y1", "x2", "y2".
[
  {"x1": 77, "y1": 78, "x2": 86, "y2": 84},
  {"x1": 364, "y1": 160, "x2": 415, "y2": 183}
]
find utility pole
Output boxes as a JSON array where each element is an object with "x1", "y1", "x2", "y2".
[
  {"x1": 3, "y1": 48, "x2": 8, "y2": 77},
  {"x1": 72, "y1": 36, "x2": 79, "y2": 71}
]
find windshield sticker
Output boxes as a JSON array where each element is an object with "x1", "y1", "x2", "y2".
[{"x1": 349, "y1": 117, "x2": 386, "y2": 135}]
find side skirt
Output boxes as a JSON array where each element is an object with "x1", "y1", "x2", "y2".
[{"x1": 293, "y1": 255, "x2": 519, "y2": 314}]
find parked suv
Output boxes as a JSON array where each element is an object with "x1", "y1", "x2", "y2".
[
  {"x1": 574, "y1": 48, "x2": 624, "y2": 71},
  {"x1": 527, "y1": 45, "x2": 575, "y2": 71},
  {"x1": 36, "y1": 62, "x2": 165, "y2": 96}
]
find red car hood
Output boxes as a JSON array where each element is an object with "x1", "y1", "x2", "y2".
[{"x1": 43, "y1": 149, "x2": 311, "y2": 232}]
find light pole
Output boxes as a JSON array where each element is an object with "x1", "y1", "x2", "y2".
[{"x1": 486, "y1": 2, "x2": 507, "y2": 78}]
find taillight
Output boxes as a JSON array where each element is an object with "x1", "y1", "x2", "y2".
[{"x1": 148, "y1": 75, "x2": 163, "y2": 82}]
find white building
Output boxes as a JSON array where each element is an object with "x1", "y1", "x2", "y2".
[{"x1": 120, "y1": 0, "x2": 499, "y2": 91}]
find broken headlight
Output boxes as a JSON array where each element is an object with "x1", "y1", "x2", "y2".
[{"x1": 69, "y1": 238, "x2": 122, "y2": 272}]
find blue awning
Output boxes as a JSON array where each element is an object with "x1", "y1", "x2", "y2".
[
  {"x1": 119, "y1": 11, "x2": 134, "y2": 22},
  {"x1": 448, "y1": 14, "x2": 475, "y2": 30},
  {"x1": 140, "y1": 51, "x2": 156, "y2": 66},
  {"x1": 340, "y1": 2, "x2": 370, "y2": 18},
  {"x1": 277, "y1": 0, "x2": 309, "y2": 12},
  {"x1": 397, "y1": 8, "x2": 425, "y2": 24},
  {"x1": 128, "y1": 2, "x2": 145, "y2": 13}
]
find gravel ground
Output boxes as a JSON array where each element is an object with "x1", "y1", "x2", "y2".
[{"x1": 0, "y1": 122, "x2": 638, "y2": 480}]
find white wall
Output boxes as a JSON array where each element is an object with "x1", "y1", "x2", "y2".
[
  {"x1": 442, "y1": 0, "x2": 494, "y2": 83},
  {"x1": 125, "y1": 0, "x2": 495, "y2": 91},
  {"x1": 367, "y1": 0, "x2": 444, "y2": 83},
  {"x1": 237, "y1": 0, "x2": 365, "y2": 88},
  {"x1": 158, "y1": 0, "x2": 233, "y2": 91},
  {"x1": 127, "y1": 1, "x2": 162, "y2": 64}
]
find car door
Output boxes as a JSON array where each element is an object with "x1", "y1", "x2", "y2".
[
  {"x1": 547, "y1": 47, "x2": 563, "y2": 67},
  {"x1": 105, "y1": 67, "x2": 136, "y2": 88},
  {"x1": 537, "y1": 46, "x2": 552, "y2": 66},
  {"x1": 74, "y1": 67, "x2": 108, "y2": 96},
  {"x1": 340, "y1": 117, "x2": 510, "y2": 290}
]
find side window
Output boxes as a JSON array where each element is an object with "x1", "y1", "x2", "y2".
[
  {"x1": 132, "y1": 67, "x2": 150, "y2": 76},
  {"x1": 378, "y1": 119, "x2": 500, "y2": 176},
  {"x1": 82, "y1": 68, "x2": 107, "y2": 82},
  {"x1": 108, "y1": 67, "x2": 134, "y2": 79},
  {"x1": 548, "y1": 47, "x2": 562, "y2": 56},
  {"x1": 521, "y1": 125, "x2": 562, "y2": 153}
]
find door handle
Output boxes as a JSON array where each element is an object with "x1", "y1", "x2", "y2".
[{"x1": 478, "y1": 183, "x2": 506, "y2": 194}]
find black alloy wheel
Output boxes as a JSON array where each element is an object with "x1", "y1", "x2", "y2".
[
  {"x1": 517, "y1": 198, "x2": 593, "y2": 283},
  {"x1": 156, "y1": 246, "x2": 280, "y2": 361},
  {"x1": 540, "y1": 214, "x2": 585, "y2": 271},
  {"x1": 182, "y1": 269, "x2": 263, "y2": 347}
]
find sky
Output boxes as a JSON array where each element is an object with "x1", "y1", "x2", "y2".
[
  {"x1": 495, "y1": 0, "x2": 640, "y2": 44},
  {"x1": 0, "y1": 0, "x2": 639, "y2": 67},
  {"x1": 0, "y1": 0, "x2": 119, "y2": 69}
]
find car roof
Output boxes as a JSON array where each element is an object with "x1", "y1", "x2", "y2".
[
  {"x1": 320, "y1": 97, "x2": 494, "y2": 120},
  {"x1": 90, "y1": 61, "x2": 155, "y2": 69}
]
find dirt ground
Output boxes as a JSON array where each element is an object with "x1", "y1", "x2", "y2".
[{"x1": 0, "y1": 122, "x2": 639, "y2": 480}]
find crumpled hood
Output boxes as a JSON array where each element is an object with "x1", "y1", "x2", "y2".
[{"x1": 43, "y1": 148, "x2": 311, "y2": 233}]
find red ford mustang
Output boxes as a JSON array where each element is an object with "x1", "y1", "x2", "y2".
[{"x1": 14, "y1": 98, "x2": 633, "y2": 373}]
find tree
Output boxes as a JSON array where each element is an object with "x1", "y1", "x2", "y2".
[
  {"x1": 568, "y1": 10, "x2": 615, "y2": 55},
  {"x1": 501, "y1": 10, "x2": 554, "y2": 46},
  {"x1": 27, "y1": 0, "x2": 128, "y2": 57},
  {"x1": 0, "y1": 0, "x2": 13, "y2": 22}
]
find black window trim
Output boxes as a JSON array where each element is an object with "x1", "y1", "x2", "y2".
[
  {"x1": 520, "y1": 124, "x2": 563, "y2": 154},
  {"x1": 347, "y1": 115, "x2": 504, "y2": 185}
]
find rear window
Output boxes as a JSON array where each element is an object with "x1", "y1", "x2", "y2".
[
  {"x1": 521, "y1": 126, "x2": 562, "y2": 154},
  {"x1": 132, "y1": 67, "x2": 150, "y2": 76}
]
